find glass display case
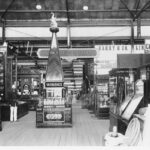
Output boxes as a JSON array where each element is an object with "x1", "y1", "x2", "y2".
[
  {"x1": 119, "y1": 74, "x2": 135, "y2": 116},
  {"x1": 108, "y1": 68, "x2": 137, "y2": 132},
  {"x1": 94, "y1": 75, "x2": 109, "y2": 118},
  {"x1": 109, "y1": 77, "x2": 117, "y2": 98},
  {"x1": 97, "y1": 82, "x2": 109, "y2": 105},
  {"x1": 109, "y1": 68, "x2": 137, "y2": 115}
]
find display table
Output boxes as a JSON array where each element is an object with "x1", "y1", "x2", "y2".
[{"x1": 0, "y1": 101, "x2": 28, "y2": 121}]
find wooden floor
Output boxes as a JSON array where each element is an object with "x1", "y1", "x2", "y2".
[{"x1": 0, "y1": 101, "x2": 109, "y2": 146}]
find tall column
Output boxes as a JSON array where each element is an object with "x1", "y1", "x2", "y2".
[{"x1": 45, "y1": 13, "x2": 64, "y2": 83}]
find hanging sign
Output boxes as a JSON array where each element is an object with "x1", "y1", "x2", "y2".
[
  {"x1": 37, "y1": 48, "x2": 97, "y2": 58},
  {"x1": 95, "y1": 44, "x2": 146, "y2": 53}
]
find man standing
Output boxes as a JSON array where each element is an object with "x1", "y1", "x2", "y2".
[
  {"x1": 10, "y1": 99, "x2": 18, "y2": 122},
  {"x1": 9, "y1": 89, "x2": 18, "y2": 122}
]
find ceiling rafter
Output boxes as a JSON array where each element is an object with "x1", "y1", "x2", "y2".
[
  {"x1": 1, "y1": 9, "x2": 150, "y2": 13},
  {"x1": 120, "y1": 0, "x2": 135, "y2": 19},
  {"x1": 133, "y1": 0, "x2": 150, "y2": 21},
  {"x1": 135, "y1": 0, "x2": 141, "y2": 12},
  {"x1": 0, "y1": 0, "x2": 16, "y2": 21},
  {"x1": 120, "y1": 0, "x2": 150, "y2": 21}
]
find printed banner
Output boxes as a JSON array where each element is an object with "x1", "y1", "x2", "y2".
[
  {"x1": 44, "y1": 107, "x2": 65, "y2": 122},
  {"x1": 95, "y1": 44, "x2": 147, "y2": 75}
]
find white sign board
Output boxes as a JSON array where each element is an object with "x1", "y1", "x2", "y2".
[{"x1": 95, "y1": 45, "x2": 146, "y2": 75}]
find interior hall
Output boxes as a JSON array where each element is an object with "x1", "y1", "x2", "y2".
[{"x1": 0, "y1": 0, "x2": 150, "y2": 147}]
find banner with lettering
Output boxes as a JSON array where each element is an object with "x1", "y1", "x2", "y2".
[{"x1": 95, "y1": 44, "x2": 147, "y2": 75}]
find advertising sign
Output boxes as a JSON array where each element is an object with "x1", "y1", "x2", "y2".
[
  {"x1": 44, "y1": 107, "x2": 65, "y2": 122},
  {"x1": 44, "y1": 97, "x2": 65, "y2": 105},
  {"x1": 45, "y1": 82, "x2": 63, "y2": 87},
  {"x1": 95, "y1": 45, "x2": 146, "y2": 75}
]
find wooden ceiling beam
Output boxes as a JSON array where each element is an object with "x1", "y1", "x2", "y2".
[
  {"x1": 135, "y1": 0, "x2": 141, "y2": 11},
  {"x1": 0, "y1": 0, "x2": 16, "y2": 21},
  {"x1": 4, "y1": 19, "x2": 150, "y2": 27},
  {"x1": 65, "y1": 0, "x2": 70, "y2": 24},
  {"x1": 120, "y1": 0, "x2": 135, "y2": 19},
  {"x1": 112, "y1": 0, "x2": 119, "y2": 10},
  {"x1": 1, "y1": 9, "x2": 150, "y2": 13},
  {"x1": 104, "y1": 0, "x2": 113, "y2": 9},
  {"x1": 133, "y1": 0, "x2": 150, "y2": 21}
]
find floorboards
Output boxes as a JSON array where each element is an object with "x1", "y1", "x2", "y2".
[{"x1": 0, "y1": 100, "x2": 109, "y2": 146}]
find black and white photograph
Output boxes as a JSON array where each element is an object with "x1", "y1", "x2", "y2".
[{"x1": 0, "y1": 0, "x2": 150, "y2": 148}]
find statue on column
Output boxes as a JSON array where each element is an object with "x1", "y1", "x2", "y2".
[{"x1": 50, "y1": 13, "x2": 59, "y2": 32}]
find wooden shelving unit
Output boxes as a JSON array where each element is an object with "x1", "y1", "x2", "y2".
[{"x1": 0, "y1": 49, "x2": 6, "y2": 101}]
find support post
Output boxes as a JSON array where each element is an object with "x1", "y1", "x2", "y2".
[
  {"x1": 131, "y1": 20, "x2": 134, "y2": 53},
  {"x1": 67, "y1": 24, "x2": 71, "y2": 48},
  {"x1": 2, "y1": 19, "x2": 6, "y2": 44}
]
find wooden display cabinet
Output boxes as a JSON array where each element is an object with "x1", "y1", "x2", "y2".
[
  {"x1": 108, "y1": 68, "x2": 137, "y2": 133},
  {"x1": 95, "y1": 75, "x2": 110, "y2": 119},
  {"x1": 15, "y1": 67, "x2": 41, "y2": 110}
]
